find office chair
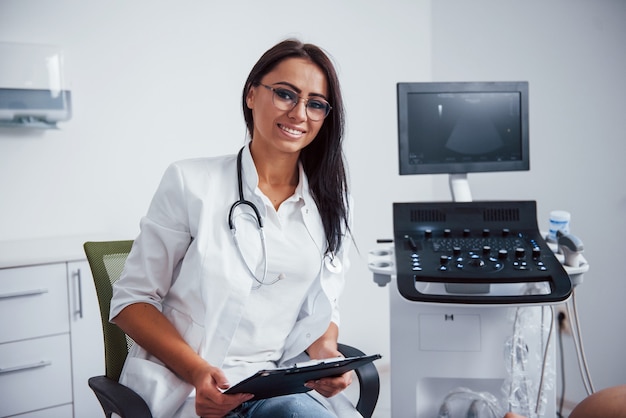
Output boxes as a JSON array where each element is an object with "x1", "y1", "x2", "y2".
[{"x1": 84, "y1": 240, "x2": 380, "y2": 418}]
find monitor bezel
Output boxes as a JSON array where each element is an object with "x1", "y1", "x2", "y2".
[{"x1": 397, "y1": 81, "x2": 530, "y2": 175}]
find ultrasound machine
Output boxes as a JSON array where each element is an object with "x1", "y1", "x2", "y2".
[{"x1": 368, "y1": 82, "x2": 589, "y2": 418}]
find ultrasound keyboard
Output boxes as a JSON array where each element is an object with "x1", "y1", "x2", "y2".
[{"x1": 393, "y1": 201, "x2": 572, "y2": 304}]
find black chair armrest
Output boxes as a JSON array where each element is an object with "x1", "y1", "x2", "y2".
[
  {"x1": 88, "y1": 375, "x2": 152, "y2": 418},
  {"x1": 337, "y1": 343, "x2": 380, "y2": 418}
]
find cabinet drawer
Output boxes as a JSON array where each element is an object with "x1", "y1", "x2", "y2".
[
  {"x1": 0, "y1": 334, "x2": 72, "y2": 417},
  {"x1": 13, "y1": 404, "x2": 73, "y2": 418},
  {"x1": 0, "y1": 263, "x2": 69, "y2": 343}
]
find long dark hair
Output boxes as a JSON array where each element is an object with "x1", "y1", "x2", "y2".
[{"x1": 242, "y1": 39, "x2": 349, "y2": 254}]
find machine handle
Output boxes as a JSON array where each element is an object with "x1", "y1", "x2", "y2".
[{"x1": 397, "y1": 274, "x2": 572, "y2": 305}]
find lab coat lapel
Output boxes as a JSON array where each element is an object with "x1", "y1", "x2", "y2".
[{"x1": 197, "y1": 151, "x2": 256, "y2": 366}]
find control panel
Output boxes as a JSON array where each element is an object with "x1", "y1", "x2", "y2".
[{"x1": 393, "y1": 201, "x2": 572, "y2": 304}]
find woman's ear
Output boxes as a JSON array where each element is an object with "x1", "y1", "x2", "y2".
[{"x1": 246, "y1": 87, "x2": 255, "y2": 109}]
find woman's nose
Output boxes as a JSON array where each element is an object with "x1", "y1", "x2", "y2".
[{"x1": 288, "y1": 99, "x2": 308, "y2": 121}]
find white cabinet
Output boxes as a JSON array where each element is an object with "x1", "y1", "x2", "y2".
[
  {"x1": 0, "y1": 256, "x2": 105, "y2": 418},
  {"x1": 68, "y1": 260, "x2": 106, "y2": 417}
]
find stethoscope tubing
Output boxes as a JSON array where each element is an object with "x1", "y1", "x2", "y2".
[
  {"x1": 228, "y1": 146, "x2": 342, "y2": 287},
  {"x1": 228, "y1": 147, "x2": 263, "y2": 230},
  {"x1": 228, "y1": 147, "x2": 276, "y2": 288}
]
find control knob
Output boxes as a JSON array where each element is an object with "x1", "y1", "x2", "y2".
[{"x1": 469, "y1": 254, "x2": 485, "y2": 268}]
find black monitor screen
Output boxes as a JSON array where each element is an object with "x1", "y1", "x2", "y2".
[{"x1": 397, "y1": 82, "x2": 529, "y2": 175}]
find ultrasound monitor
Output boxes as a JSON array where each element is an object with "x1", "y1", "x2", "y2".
[{"x1": 397, "y1": 81, "x2": 529, "y2": 201}]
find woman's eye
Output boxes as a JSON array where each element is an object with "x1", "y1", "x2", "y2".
[
  {"x1": 308, "y1": 100, "x2": 327, "y2": 110},
  {"x1": 275, "y1": 88, "x2": 297, "y2": 102}
]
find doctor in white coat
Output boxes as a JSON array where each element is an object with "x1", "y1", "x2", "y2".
[{"x1": 110, "y1": 39, "x2": 360, "y2": 418}]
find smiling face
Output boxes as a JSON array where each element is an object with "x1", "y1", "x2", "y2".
[{"x1": 245, "y1": 57, "x2": 329, "y2": 156}]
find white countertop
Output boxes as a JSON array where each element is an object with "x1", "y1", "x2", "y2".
[{"x1": 0, "y1": 235, "x2": 123, "y2": 268}]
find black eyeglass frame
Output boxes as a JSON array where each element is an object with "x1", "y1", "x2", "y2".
[{"x1": 258, "y1": 83, "x2": 332, "y2": 121}]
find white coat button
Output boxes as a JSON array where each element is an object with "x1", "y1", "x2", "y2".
[{"x1": 306, "y1": 333, "x2": 311, "y2": 339}]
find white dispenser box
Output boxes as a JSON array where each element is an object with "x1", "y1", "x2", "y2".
[{"x1": 0, "y1": 42, "x2": 71, "y2": 128}]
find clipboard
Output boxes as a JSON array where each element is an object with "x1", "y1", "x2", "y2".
[{"x1": 225, "y1": 354, "x2": 381, "y2": 400}]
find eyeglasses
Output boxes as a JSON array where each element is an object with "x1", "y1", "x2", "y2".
[{"x1": 259, "y1": 83, "x2": 332, "y2": 121}]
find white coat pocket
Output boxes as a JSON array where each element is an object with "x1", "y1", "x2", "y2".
[{"x1": 119, "y1": 357, "x2": 193, "y2": 418}]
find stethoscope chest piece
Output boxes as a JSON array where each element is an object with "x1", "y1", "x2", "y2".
[{"x1": 324, "y1": 253, "x2": 342, "y2": 273}]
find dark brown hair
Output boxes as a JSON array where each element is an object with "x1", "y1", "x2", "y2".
[{"x1": 242, "y1": 39, "x2": 349, "y2": 254}]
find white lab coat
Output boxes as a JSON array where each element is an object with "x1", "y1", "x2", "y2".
[{"x1": 110, "y1": 145, "x2": 359, "y2": 418}]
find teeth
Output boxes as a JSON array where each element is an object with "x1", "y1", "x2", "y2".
[{"x1": 280, "y1": 124, "x2": 303, "y2": 135}]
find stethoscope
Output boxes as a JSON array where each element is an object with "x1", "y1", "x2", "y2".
[
  {"x1": 228, "y1": 147, "x2": 278, "y2": 288},
  {"x1": 228, "y1": 147, "x2": 342, "y2": 288}
]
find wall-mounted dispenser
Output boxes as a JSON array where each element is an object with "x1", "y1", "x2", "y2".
[{"x1": 0, "y1": 42, "x2": 72, "y2": 129}]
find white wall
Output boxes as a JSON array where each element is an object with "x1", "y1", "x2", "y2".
[
  {"x1": 0, "y1": 1, "x2": 430, "y2": 414},
  {"x1": 1, "y1": 0, "x2": 624, "y2": 414},
  {"x1": 0, "y1": 0, "x2": 428, "y2": 244},
  {"x1": 431, "y1": 0, "x2": 626, "y2": 407}
]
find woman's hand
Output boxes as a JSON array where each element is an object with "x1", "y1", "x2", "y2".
[
  {"x1": 305, "y1": 370, "x2": 353, "y2": 398},
  {"x1": 304, "y1": 322, "x2": 353, "y2": 398},
  {"x1": 192, "y1": 364, "x2": 254, "y2": 418}
]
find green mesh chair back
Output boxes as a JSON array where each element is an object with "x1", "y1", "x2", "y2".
[{"x1": 84, "y1": 240, "x2": 134, "y2": 382}]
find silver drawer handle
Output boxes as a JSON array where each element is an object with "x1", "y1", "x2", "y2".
[
  {"x1": 74, "y1": 268, "x2": 84, "y2": 319},
  {"x1": 0, "y1": 288, "x2": 49, "y2": 300},
  {"x1": 0, "y1": 360, "x2": 52, "y2": 374}
]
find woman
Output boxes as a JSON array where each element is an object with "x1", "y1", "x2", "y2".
[{"x1": 110, "y1": 39, "x2": 357, "y2": 418}]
